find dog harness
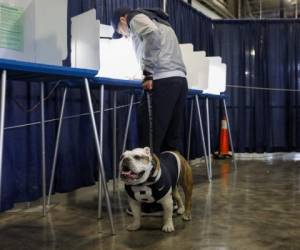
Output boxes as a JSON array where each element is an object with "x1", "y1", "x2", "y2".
[{"x1": 125, "y1": 152, "x2": 180, "y2": 203}]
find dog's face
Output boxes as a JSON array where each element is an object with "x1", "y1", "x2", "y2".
[{"x1": 119, "y1": 147, "x2": 154, "y2": 185}]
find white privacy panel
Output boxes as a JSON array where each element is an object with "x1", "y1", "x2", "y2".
[
  {"x1": 0, "y1": 0, "x2": 35, "y2": 62},
  {"x1": 194, "y1": 51, "x2": 209, "y2": 91},
  {"x1": 180, "y1": 44, "x2": 200, "y2": 90},
  {"x1": 203, "y1": 57, "x2": 227, "y2": 95},
  {"x1": 180, "y1": 43, "x2": 194, "y2": 54},
  {"x1": 180, "y1": 44, "x2": 227, "y2": 94},
  {"x1": 98, "y1": 24, "x2": 142, "y2": 80},
  {"x1": 100, "y1": 24, "x2": 114, "y2": 38},
  {"x1": 71, "y1": 9, "x2": 100, "y2": 70},
  {"x1": 0, "y1": 0, "x2": 68, "y2": 65},
  {"x1": 34, "y1": 0, "x2": 68, "y2": 65},
  {"x1": 207, "y1": 56, "x2": 222, "y2": 64}
]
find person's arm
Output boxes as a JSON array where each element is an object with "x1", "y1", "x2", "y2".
[{"x1": 129, "y1": 14, "x2": 162, "y2": 82}]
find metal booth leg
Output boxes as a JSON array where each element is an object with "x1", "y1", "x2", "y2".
[
  {"x1": 98, "y1": 84, "x2": 104, "y2": 219},
  {"x1": 0, "y1": 70, "x2": 7, "y2": 211},
  {"x1": 187, "y1": 99, "x2": 194, "y2": 162},
  {"x1": 117, "y1": 93, "x2": 135, "y2": 180},
  {"x1": 222, "y1": 98, "x2": 237, "y2": 169},
  {"x1": 113, "y1": 91, "x2": 117, "y2": 193},
  {"x1": 122, "y1": 93, "x2": 134, "y2": 154},
  {"x1": 47, "y1": 87, "x2": 68, "y2": 206},
  {"x1": 195, "y1": 95, "x2": 209, "y2": 180},
  {"x1": 84, "y1": 78, "x2": 115, "y2": 235},
  {"x1": 205, "y1": 97, "x2": 212, "y2": 181},
  {"x1": 41, "y1": 82, "x2": 47, "y2": 216}
]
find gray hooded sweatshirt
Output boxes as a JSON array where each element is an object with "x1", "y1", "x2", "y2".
[{"x1": 129, "y1": 13, "x2": 186, "y2": 80}]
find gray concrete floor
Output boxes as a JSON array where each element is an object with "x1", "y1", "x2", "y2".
[{"x1": 0, "y1": 159, "x2": 300, "y2": 250}]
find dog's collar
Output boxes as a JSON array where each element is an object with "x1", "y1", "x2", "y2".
[
  {"x1": 144, "y1": 158, "x2": 161, "y2": 184},
  {"x1": 146, "y1": 166, "x2": 157, "y2": 183}
]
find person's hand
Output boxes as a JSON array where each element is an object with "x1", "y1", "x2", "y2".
[{"x1": 143, "y1": 79, "x2": 153, "y2": 91}]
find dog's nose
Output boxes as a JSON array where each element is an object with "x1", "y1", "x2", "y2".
[
  {"x1": 122, "y1": 158, "x2": 131, "y2": 166},
  {"x1": 122, "y1": 158, "x2": 131, "y2": 171}
]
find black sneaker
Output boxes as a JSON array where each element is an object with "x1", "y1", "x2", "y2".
[{"x1": 126, "y1": 202, "x2": 178, "y2": 217}]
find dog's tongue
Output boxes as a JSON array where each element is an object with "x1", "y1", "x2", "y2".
[{"x1": 121, "y1": 171, "x2": 138, "y2": 179}]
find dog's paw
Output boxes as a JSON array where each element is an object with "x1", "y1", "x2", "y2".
[
  {"x1": 162, "y1": 222, "x2": 175, "y2": 233},
  {"x1": 177, "y1": 206, "x2": 185, "y2": 215},
  {"x1": 127, "y1": 222, "x2": 141, "y2": 231},
  {"x1": 182, "y1": 212, "x2": 191, "y2": 221}
]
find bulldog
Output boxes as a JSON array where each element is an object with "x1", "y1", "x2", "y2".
[{"x1": 119, "y1": 147, "x2": 193, "y2": 233}]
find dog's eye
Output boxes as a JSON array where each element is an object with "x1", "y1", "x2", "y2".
[{"x1": 133, "y1": 155, "x2": 141, "y2": 160}]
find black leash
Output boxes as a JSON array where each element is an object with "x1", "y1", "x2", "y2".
[{"x1": 146, "y1": 91, "x2": 153, "y2": 153}]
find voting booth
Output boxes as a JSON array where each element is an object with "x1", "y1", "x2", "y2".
[
  {"x1": 70, "y1": 11, "x2": 227, "y2": 93},
  {"x1": 0, "y1": 0, "x2": 68, "y2": 65},
  {"x1": 180, "y1": 43, "x2": 227, "y2": 95},
  {"x1": 0, "y1": 4, "x2": 117, "y2": 234},
  {"x1": 179, "y1": 43, "x2": 234, "y2": 182},
  {"x1": 70, "y1": 10, "x2": 142, "y2": 79}
]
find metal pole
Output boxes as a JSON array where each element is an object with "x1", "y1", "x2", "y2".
[
  {"x1": 205, "y1": 98, "x2": 212, "y2": 181},
  {"x1": 296, "y1": 0, "x2": 298, "y2": 18},
  {"x1": 122, "y1": 93, "x2": 134, "y2": 154},
  {"x1": 222, "y1": 99, "x2": 237, "y2": 170},
  {"x1": 84, "y1": 78, "x2": 115, "y2": 235},
  {"x1": 0, "y1": 70, "x2": 7, "y2": 211},
  {"x1": 118, "y1": 93, "x2": 134, "y2": 181},
  {"x1": 47, "y1": 88, "x2": 68, "y2": 206},
  {"x1": 187, "y1": 99, "x2": 194, "y2": 161},
  {"x1": 260, "y1": 0, "x2": 262, "y2": 19},
  {"x1": 195, "y1": 95, "x2": 209, "y2": 179},
  {"x1": 98, "y1": 84, "x2": 104, "y2": 219},
  {"x1": 41, "y1": 82, "x2": 47, "y2": 216},
  {"x1": 113, "y1": 91, "x2": 117, "y2": 193},
  {"x1": 163, "y1": 0, "x2": 167, "y2": 12}
]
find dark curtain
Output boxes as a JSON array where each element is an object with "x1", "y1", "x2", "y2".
[
  {"x1": 167, "y1": 0, "x2": 213, "y2": 53},
  {"x1": 95, "y1": 0, "x2": 163, "y2": 24},
  {"x1": 2, "y1": 82, "x2": 57, "y2": 212},
  {"x1": 213, "y1": 20, "x2": 300, "y2": 152},
  {"x1": 167, "y1": 0, "x2": 300, "y2": 155}
]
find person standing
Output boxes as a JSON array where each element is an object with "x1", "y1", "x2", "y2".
[
  {"x1": 111, "y1": 7, "x2": 188, "y2": 214},
  {"x1": 111, "y1": 7, "x2": 187, "y2": 155}
]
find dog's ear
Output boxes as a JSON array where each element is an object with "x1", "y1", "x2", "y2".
[{"x1": 144, "y1": 147, "x2": 151, "y2": 156}]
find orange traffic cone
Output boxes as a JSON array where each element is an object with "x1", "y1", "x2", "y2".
[{"x1": 215, "y1": 116, "x2": 231, "y2": 159}]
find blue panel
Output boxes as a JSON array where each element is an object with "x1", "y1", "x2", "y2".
[{"x1": 0, "y1": 59, "x2": 97, "y2": 79}]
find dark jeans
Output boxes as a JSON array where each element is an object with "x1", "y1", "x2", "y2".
[{"x1": 138, "y1": 77, "x2": 188, "y2": 155}]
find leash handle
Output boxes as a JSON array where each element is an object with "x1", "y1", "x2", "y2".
[{"x1": 146, "y1": 91, "x2": 153, "y2": 153}]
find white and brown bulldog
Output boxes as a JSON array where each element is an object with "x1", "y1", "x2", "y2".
[{"x1": 119, "y1": 147, "x2": 193, "y2": 233}]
